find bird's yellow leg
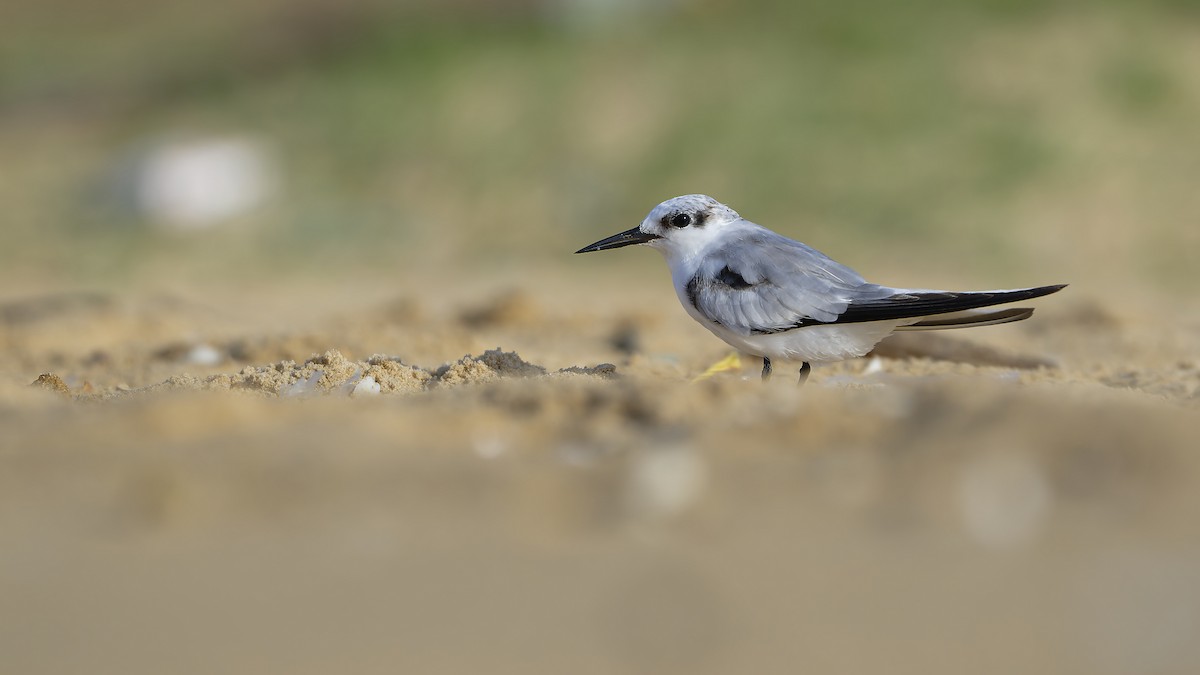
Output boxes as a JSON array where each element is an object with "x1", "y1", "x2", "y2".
[{"x1": 691, "y1": 351, "x2": 743, "y2": 382}]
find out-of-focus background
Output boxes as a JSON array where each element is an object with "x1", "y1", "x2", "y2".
[
  {"x1": 2, "y1": 1, "x2": 1199, "y2": 674},
  {"x1": 4, "y1": 0, "x2": 1198, "y2": 292}
]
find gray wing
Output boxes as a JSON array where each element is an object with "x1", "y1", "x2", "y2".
[
  {"x1": 685, "y1": 227, "x2": 894, "y2": 336},
  {"x1": 685, "y1": 227, "x2": 1067, "y2": 335}
]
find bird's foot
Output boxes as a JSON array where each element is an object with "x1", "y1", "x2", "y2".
[{"x1": 797, "y1": 362, "x2": 811, "y2": 385}]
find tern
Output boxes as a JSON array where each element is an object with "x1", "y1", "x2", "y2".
[{"x1": 576, "y1": 194, "x2": 1065, "y2": 383}]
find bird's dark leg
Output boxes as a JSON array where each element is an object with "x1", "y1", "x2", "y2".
[
  {"x1": 761, "y1": 357, "x2": 773, "y2": 382},
  {"x1": 797, "y1": 362, "x2": 811, "y2": 385}
]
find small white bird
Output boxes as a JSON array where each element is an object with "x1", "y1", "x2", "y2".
[{"x1": 576, "y1": 194, "x2": 1065, "y2": 383}]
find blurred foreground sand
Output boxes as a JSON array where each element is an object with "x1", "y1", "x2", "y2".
[{"x1": 2, "y1": 281, "x2": 1198, "y2": 675}]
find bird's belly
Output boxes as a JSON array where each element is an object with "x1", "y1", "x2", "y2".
[{"x1": 699, "y1": 318, "x2": 904, "y2": 363}]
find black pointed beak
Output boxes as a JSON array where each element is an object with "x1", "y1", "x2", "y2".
[{"x1": 575, "y1": 226, "x2": 660, "y2": 254}]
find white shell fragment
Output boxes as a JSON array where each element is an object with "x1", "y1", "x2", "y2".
[{"x1": 351, "y1": 375, "x2": 381, "y2": 397}]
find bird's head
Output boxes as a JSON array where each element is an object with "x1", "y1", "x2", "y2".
[{"x1": 575, "y1": 194, "x2": 741, "y2": 260}]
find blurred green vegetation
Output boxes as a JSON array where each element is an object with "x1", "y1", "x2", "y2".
[{"x1": 1, "y1": 0, "x2": 1198, "y2": 289}]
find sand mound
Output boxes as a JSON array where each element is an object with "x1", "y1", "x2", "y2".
[{"x1": 49, "y1": 348, "x2": 619, "y2": 401}]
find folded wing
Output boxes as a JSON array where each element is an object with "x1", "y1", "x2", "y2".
[{"x1": 686, "y1": 228, "x2": 1066, "y2": 335}]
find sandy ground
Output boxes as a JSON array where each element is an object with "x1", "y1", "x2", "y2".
[{"x1": 2, "y1": 280, "x2": 1198, "y2": 674}]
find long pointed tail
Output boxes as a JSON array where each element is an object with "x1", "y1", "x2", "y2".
[{"x1": 894, "y1": 306, "x2": 1037, "y2": 331}]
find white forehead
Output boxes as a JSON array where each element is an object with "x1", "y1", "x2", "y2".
[{"x1": 646, "y1": 194, "x2": 739, "y2": 222}]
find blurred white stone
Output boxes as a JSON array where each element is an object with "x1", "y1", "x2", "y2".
[
  {"x1": 185, "y1": 343, "x2": 221, "y2": 366},
  {"x1": 958, "y1": 452, "x2": 1052, "y2": 549},
  {"x1": 626, "y1": 446, "x2": 707, "y2": 520},
  {"x1": 471, "y1": 434, "x2": 509, "y2": 460},
  {"x1": 133, "y1": 136, "x2": 277, "y2": 231}
]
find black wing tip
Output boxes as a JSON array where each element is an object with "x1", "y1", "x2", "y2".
[{"x1": 1018, "y1": 283, "x2": 1068, "y2": 301}]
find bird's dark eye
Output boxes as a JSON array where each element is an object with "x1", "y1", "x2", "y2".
[{"x1": 669, "y1": 212, "x2": 693, "y2": 228}]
